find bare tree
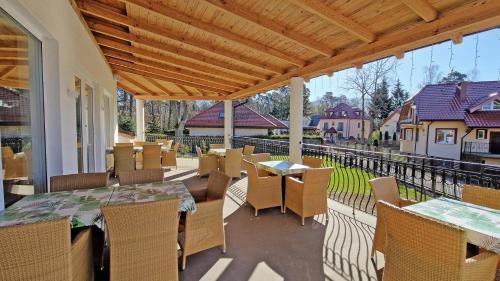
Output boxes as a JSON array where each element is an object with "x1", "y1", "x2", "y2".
[{"x1": 344, "y1": 58, "x2": 396, "y2": 142}]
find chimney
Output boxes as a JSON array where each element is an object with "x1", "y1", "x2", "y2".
[{"x1": 457, "y1": 82, "x2": 467, "y2": 101}]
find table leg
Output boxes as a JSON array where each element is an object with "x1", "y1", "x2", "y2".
[{"x1": 281, "y1": 176, "x2": 286, "y2": 213}]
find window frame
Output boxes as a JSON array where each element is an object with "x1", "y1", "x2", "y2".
[
  {"x1": 435, "y1": 128, "x2": 457, "y2": 145},
  {"x1": 476, "y1": 129, "x2": 487, "y2": 140},
  {"x1": 403, "y1": 128, "x2": 413, "y2": 141}
]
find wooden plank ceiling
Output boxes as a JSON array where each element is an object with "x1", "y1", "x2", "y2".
[
  {"x1": 71, "y1": 0, "x2": 500, "y2": 100},
  {"x1": 0, "y1": 18, "x2": 29, "y2": 90}
]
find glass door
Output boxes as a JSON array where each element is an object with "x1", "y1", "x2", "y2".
[
  {"x1": 75, "y1": 77, "x2": 83, "y2": 173},
  {"x1": 0, "y1": 8, "x2": 46, "y2": 209},
  {"x1": 84, "y1": 84, "x2": 95, "y2": 172}
]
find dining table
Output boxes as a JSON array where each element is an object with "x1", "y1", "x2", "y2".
[
  {"x1": 208, "y1": 148, "x2": 227, "y2": 157},
  {"x1": 255, "y1": 160, "x2": 310, "y2": 201},
  {"x1": 403, "y1": 197, "x2": 500, "y2": 254},
  {"x1": 0, "y1": 181, "x2": 197, "y2": 230}
]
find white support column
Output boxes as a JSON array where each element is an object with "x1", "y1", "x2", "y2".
[
  {"x1": 224, "y1": 100, "x2": 233, "y2": 148},
  {"x1": 135, "y1": 99, "x2": 145, "y2": 141},
  {"x1": 289, "y1": 77, "x2": 304, "y2": 163}
]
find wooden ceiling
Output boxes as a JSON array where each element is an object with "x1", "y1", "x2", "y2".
[
  {"x1": 71, "y1": 0, "x2": 500, "y2": 100},
  {"x1": 0, "y1": 18, "x2": 28, "y2": 90}
]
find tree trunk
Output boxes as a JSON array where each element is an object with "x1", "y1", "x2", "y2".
[
  {"x1": 361, "y1": 92, "x2": 365, "y2": 143},
  {"x1": 175, "y1": 101, "x2": 188, "y2": 136}
]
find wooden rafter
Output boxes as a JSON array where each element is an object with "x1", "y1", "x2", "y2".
[
  {"x1": 287, "y1": 0, "x2": 376, "y2": 43},
  {"x1": 0, "y1": 50, "x2": 28, "y2": 59},
  {"x1": 0, "y1": 59, "x2": 28, "y2": 66},
  {"x1": 0, "y1": 39, "x2": 27, "y2": 50},
  {"x1": 201, "y1": 0, "x2": 333, "y2": 57},
  {"x1": 96, "y1": 37, "x2": 260, "y2": 84},
  {"x1": 0, "y1": 78, "x2": 28, "y2": 89},
  {"x1": 102, "y1": 49, "x2": 245, "y2": 89},
  {"x1": 106, "y1": 57, "x2": 239, "y2": 92},
  {"x1": 112, "y1": 65, "x2": 227, "y2": 94},
  {"x1": 119, "y1": 72, "x2": 157, "y2": 96},
  {"x1": 88, "y1": 21, "x2": 283, "y2": 75},
  {"x1": 0, "y1": 66, "x2": 16, "y2": 79},
  {"x1": 401, "y1": 0, "x2": 438, "y2": 22},
  {"x1": 135, "y1": 95, "x2": 225, "y2": 101},
  {"x1": 119, "y1": 0, "x2": 305, "y2": 66},
  {"x1": 143, "y1": 77, "x2": 174, "y2": 96},
  {"x1": 117, "y1": 82, "x2": 140, "y2": 96},
  {"x1": 228, "y1": 0, "x2": 500, "y2": 99},
  {"x1": 176, "y1": 84, "x2": 194, "y2": 96}
]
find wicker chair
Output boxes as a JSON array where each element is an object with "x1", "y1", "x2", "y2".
[
  {"x1": 142, "y1": 144, "x2": 161, "y2": 170},
  {"x1": 133, "y1": 141, "x2": 146, "y2": 147},
  {"x1": 368, "y1": 176, "x2": 416, "y2": 257},
  {"x1": 209, "y1": 143, "x2": 224, "y2": 149},
  {"x1": 378, "y1": 201, "x2": 499, "y2": 281},
  {"x1": 180, "y1": 171, "x2": 231, "y2": 270},
  {"x1": 162, "y1": 143, "x2": 180, "y2": 169},
  {"x1": 114, "y1": 145, "x2": 135, "y2": 177},
  {"x1": 250, "y1": 153, "x2": 272, "y2": 176},
  {"x1": 114, "y1": 143, "x2": 133, "y2": 147},
  {"x1": 72, "y1": 228, "x2": 94, "y2": 281},
  {"x1": 118, "y1": 169, "x2": 164, "y2": 186},
  {"x1": 285, "y1": 168, "x2": 332, "y2": 225},
  {"x1": 303, "y1": 155, "x2": 323, "y2": 168},
  {"x1": 241, "y1": 145, "x2": 256, "y2": 171},
  {"x1": 102, "y1": 199, "x2": 180, "y2": 281},
  {"x1": 462, "y1": 184, "x2": 500, "y2": 210},
  {"x1": 219, "y1": 148, "x2": 243, "y2": 178},
  {"x1": 245, "y1": 160, "x2": 282, "y2": 216},
  {"x1": 196, "y1": 146, "x2": 218, "y2": 177},
  {"x1": 0, "y1": 218, "x2": 72, "y2": 281},
  {"x1": 156, "y1": 139, "x2": 173, "y2": 150},
  {"x1": 50, "y1": 172, "x2": 109, "y2": 192}
]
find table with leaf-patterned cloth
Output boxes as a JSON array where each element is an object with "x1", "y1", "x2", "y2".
[
  {"x1": 0, "y1": 181, "x2": 196, "y2": 229},
  {"x1": 255, "y1": 160, "x2": 310, "y2": 176},
  {"x1": 404, "y1": 197, "x2": 500, "y2": 254}
]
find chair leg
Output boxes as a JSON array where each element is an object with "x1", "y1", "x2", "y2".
[
  {"x1": 254, "y1": 208, "x2": 258, "y2": 217},
  {"x1": 301, "y1": 217, "x2": 305, "y2": 226},
  {"x1": 182, "y1": 254, "x2": 187, "y2": 270}
]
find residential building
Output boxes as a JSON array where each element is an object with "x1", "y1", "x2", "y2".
[
  {"x1": 379, "y1": 108, "x2": 401, "y2": 141},
  {"x1": 317, "y1": 103, "x2": 371, "y2": 140},
  {"x1": 185, "y1": 102, "x2": 287, "y2": 136},
  {"x1": 399, "y1": 81, "x2": 500, "y2": 164}
]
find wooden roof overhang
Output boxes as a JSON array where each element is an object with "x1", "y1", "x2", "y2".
[{"x1": 70, "y1": 0, "x2": 500, "y2": 101}]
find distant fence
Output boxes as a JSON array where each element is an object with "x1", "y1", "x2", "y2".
[
  {"x1": 146, "y1": 134, "x2": 223, "y2": 157},
  {"x1": 232, "y1": 136, "x2": 500, "y2": 215}
]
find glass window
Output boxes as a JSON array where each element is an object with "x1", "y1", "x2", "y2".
[
  {"x1": 435, "y1": 129, "x2": 456, "y2": 144},
  {"x1": 476, "y1": 129, "x2": 487, "y2": 140},
  {"x1": 481, "y1": 101, "x2": 500, "y2": 111},
  {"x1": 337, "y1": 122, "x2": 344, "y2": 131},
  {"x1": 404, "y1": 128, "x2": 413, "y2": 140},
  {"x1": 218, "y1": 111, "x2": 224, "y2": 119},
  {"x1": 75, "y1": 77, "x2": 83, "y2": 173},
  {"x1": 323, "y1": 122, "x2": 328, "y2": 130},
  {"x1": 0, "y1": 8, "x2": 45, "y2": 209}
]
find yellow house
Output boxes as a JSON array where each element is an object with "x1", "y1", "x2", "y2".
[
  {"x1": 317, "y1": 103, "x2": 371, "y2": 141},
  {"x1": 399, "y1": 81, "x2": 500, "y2": 165}
]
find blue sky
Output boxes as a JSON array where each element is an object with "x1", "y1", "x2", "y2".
[{"x1": 304, "y1": 28, "x2": 500, "y2": 101}]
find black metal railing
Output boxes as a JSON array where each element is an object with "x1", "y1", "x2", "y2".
[
  {"x1": 463, "y1": 141, "x2": 490, "y2": 154},
  {"x1": 145, "y1": 134, "x2": 224, "y2": 157},
  {"x1": 232, "y1": 136, "x2": 500, "y2": 214}
]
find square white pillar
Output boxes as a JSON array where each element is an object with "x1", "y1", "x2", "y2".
[
  {"x1": 135, "y1": 99, "x2": 145, "y2": 141},
  {"x1": 224, "y1": 100, "x2": 233, "y2": 148},
  {"x1": 289, "y1": 77, "x2": 304, "y2": 163}
]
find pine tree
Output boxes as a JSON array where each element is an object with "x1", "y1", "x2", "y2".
[
  {"x1": 391, "y1": 79, "x2": 409, "y2": 108},
  {"x1": 369, "y1": 78, "x2": 393, "y2": 122}
]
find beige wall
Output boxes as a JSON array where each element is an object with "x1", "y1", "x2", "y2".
[
  {"x1": 317, "y1": 118, "x2": 371, "y2": 139},
  {"x1": 1, "y1": 0, "x2": 118, "y2": 177},
  {"x1": 427, "y1": 121, "x2": 468, "y2": 160},
  {"x1": 188, "y1": 127, "x2": 268, "y2": 137},
  {"x1": 380, "y1": 112, "x2": 400, "y2": 140},
  {"x1": 399, "y1": 123, "x2": 428, "y2": 155}
]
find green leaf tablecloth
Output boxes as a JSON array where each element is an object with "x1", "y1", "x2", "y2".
[
  {"x1": 255, "y1": 160, "x2": 310, "y2": 176},
  {"x1": 404, "y1": 197, "x2": 500, "y2": 254},
  {"x1": 0, "y1": 181, "x2": 196, "y2": 229}
]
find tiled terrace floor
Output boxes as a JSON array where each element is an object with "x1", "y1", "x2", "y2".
[{"x1": 169, "y1": 159, "x2": 382, "y2": 281}]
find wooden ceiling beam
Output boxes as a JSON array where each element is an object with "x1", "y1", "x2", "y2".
[
  {"x1": 228, "y1": 0, "x2": 500, "y2": 99},
  {"x1": 143, "y1": 77, "x2": 174, "y2": 96},
  {"x1": 0, "y1": 50, "x2": 28, "y2": 59},
  {"x1": 401, "y1": 0, "x2": 438, "y2": 22},
  {"x1": 119, "y1": 0, "x2": 305, "y2": 66},
  {"x1": 134, "y1": 94, "x2": 226, "y2": 101},
  {"x1": 96, "y1": 36, "x2": 259, "y2": 84},
  {"x1": 201, "y1": 0, "x2": 333, "y2": 57},
  {"x1": 0, "y1": 66, "x2": 16, "y2": 79},
  {"x1": 117, "y1": 82, "x2": 141, "y2": 96},
  {"x1": 0, "y1": 78, "x2": 28, "y2": 89},
  {"x1": 106, "y1": 57, "x2": 239, "y2": 92},
  {"x1": 112, "y1": 65, "x2": 227, "y2": 95},
  {"x1": 288, "y1": 0, "x2": 376, "y2": 43},
  {"x1": 176, "y1": 84, "x2": 194, "y2": 96},
  {"x1": 0, "y1": 59, "x2": 28, "y2": 66},
  {"x1": 119, "y1": 72, "x2": 157, "y2": 96},
  {"x1": 0, "y1": 39, "x2": 27, "y2": 50},
  {"x1": 88, "y1": 21, "x2": 282, "y2": 75},
  {"x1": 102, "y1": 49, "x2": 245, "y2": 89}
]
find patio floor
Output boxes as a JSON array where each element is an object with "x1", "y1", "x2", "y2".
[{"x1": 168, "y1": 159, "x2": 382, "y2": 281}]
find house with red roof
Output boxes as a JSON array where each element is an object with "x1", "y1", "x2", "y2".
[
  {"x1": 317, "y1": 103, "x2": 371, "y2": 141},
  {"x1": 185, "y1": 102, "x2": 288, "y2": 136},
  {"x1": 398, "y1": 81, "x2": 500, "y2": 164}
]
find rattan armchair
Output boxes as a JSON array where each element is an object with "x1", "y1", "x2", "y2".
[
  {"x1": 0, "y1": 218, "x2": 71, "y2": 281},
  {"x1": 71, "y1": 228, "x2": 94, "y2": 281},
  {"x1": 50, "y1": 172, "x2": 109, "y2": 192},
  {"x1": 368, "y1": 176, "x2": 417, "y2": 257},
  {"x1": 155, "y1": 139, "x2": 173, "y2": 150},
  {"x1": 241, "y1": 145, "x2": 255, "y2": 171},
  {"x1": 250, "y1": 153, "x2": 272, "y2": 176},
  {"x1": 162, "y1": 143, "x2": 180, "y2": 169},
  {"x1": 142, "y1": 144, "x2": 161, "y2": 170},
  {"x1": 245, "y1": 160, "x2": 282, "y2": 216},
  {"x1": 378, "y1": 201, "x2": 499, "y2": 281},
  {"x1": 114, "y1": 145, "x2": 135, "y2": 177},
  {"x1": 118, "y1": 169, "x2": 164, "y2": 186},
  {"x1": 114, "y1": 143, "x2": 133, "y2": 147},
  {"x1": 209, "y1": 143, "x2": 224, "y2": 149},
  {"x1": 196, "y1": 146, "x2": 218, "y2": 177},
  {"x1": 303, "y1": 155, "x2": 323, "y2": 168},
  {"x1": 462, "y1": 184, "x2": 500, "y2": 210},
  {"x1": 102, "y1": 199, "x2": 180, "y2": 281},
  {"x1": 285, "y1": 167, "x2": 332, "y2": 225},
  {"x1": 180, "y1": 171, "x2": 231, "y2": 270},
  {"x1": 219, "y1": 148, "x2": 243, "y2": 178}
]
